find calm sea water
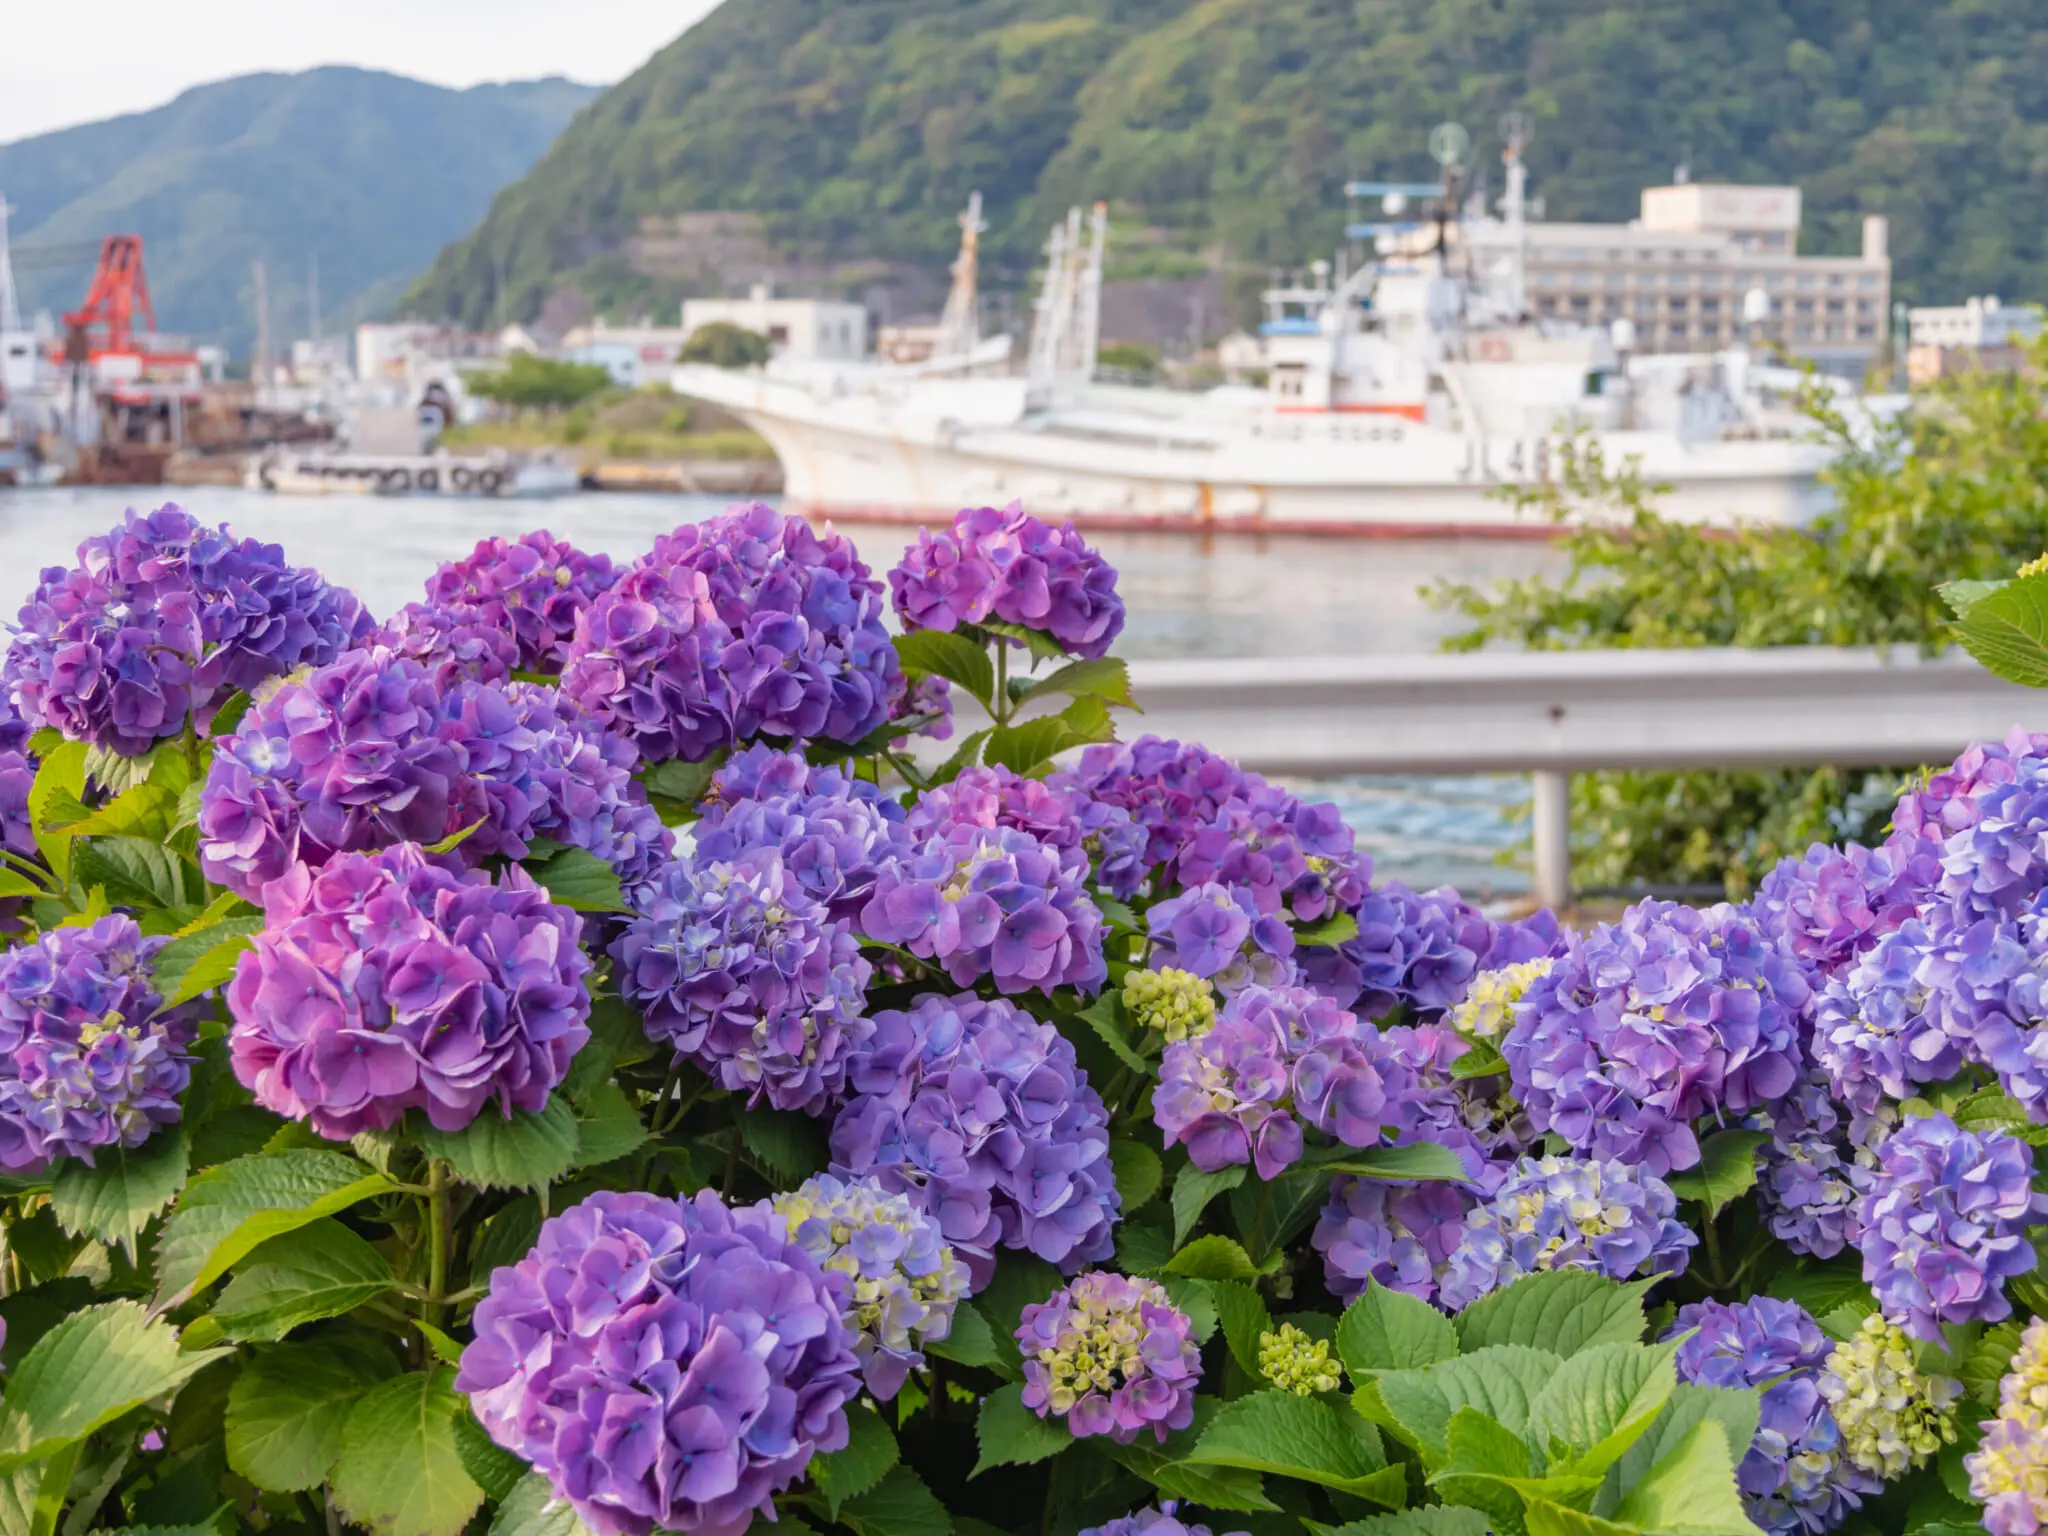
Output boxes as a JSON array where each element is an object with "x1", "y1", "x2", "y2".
[{"x1": 0, "y1": 484, "x2": 1564, "y2": 894}]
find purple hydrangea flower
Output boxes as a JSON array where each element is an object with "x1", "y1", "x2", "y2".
[
  {"x1": 1503, "y1": 898, "x2": 1809, "y2": 1175},
  {"x1": 692, "y1": 747, "x2": 914, "y2": 925},
  {"x1": 1751, "y1": 1077, "x2": 1885, "y2": 1260},
  {"x1": 1172, "y1": 793, "x2": 1370, "y2": 924},
  {"x1": 457, "y1": 1189, "x2": 860, "y2": 1536},
  {"x1": 0, "y1": 916, "x2": 202, "y2": 1172},
  {"x1": 1017, "y1": 1271, "x2": 1200, "y2": 1443},
  {"x1": 891, "y1": 503, "x2": 1125, "y2": 659},
  {"x1": 888, "y1": 670, "x2": 955, "y2": 745},
  {"x1": 0, "y1": 749, "x2": 34, "y2": 863},
  {"x1": 1664, "y1": 1298, "x2": 1879, "y2": 1535},
  {"x1": 1060, "y1": 734, "x2": 1270, "y2": 874},
  {"x1": 561, "y1": 562, "x2": 731, "y2": 764},
  {"x1": 1856, "y1": 1112, "x2": 2048, "y2": 1340},
  {"x1": 907, "y1": 764, "x2": 1147, "y2": 901},
  {"x1": 612, "y1": 845, "x2": 872, "y2": 1116},
  {"x1": 1939, "y1": 752, "x2": 2048, "y2": 922},
  {"x1": 1813, "y1": 917, "x2": 1973, "y2": 1116},
  {"x1": 1144, "y1": 883, "x2": 1297, "y2": 995},
  {"x1": 507, "y1": 683, "x2": 673, "y2": 905},
  {"x1": 413, "y1": 529, "x2": 619, "y2": 674},
  {"x1": 1079, "y1": 1505, "x2": 1246, "y2": 1536},
  {"x1": 860, "y1": 823, "x2": 1106, "y2": 996},
  {"x1": 1311, "y1": 1175, "x2": 1481, "y2": 1304},
  {"x1": 1966, "y1": 1316, "x2": 2048, "y2": 1536},
  {"x1": 226, "y1": 843, "x2": 591, "y2": 1139},
  {"x1": 829, "y1": 992, "x2": 1119, "y2": 1286},
  {"x1": 1152, "y1": 984, "x2": 1417, "y2": 1179},
  {"x1": 1894, "y1": 728, "x2": 2048, "y2": 844},
  {"x1": 5, "y1": 505, "x2": 375, "y2": 755},
  {"x1": 1752, "y1": 837, "x2": 1937, "y2": 986},
  {"x1": 1384, "y1": 1019, "x2": 1535, "y2": 1173},
  {"x1": 1438, "y1": 1154, "x2": 1696, "y2": 1310},
  {"x1": 1300, "y1": 882, "x2": 1496, "y2": 1022},
  {"x1": 381, "y1": 602, "x2": 521, "y2": 688}
]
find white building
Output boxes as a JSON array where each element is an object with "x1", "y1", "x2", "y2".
[
  {"x1": 1459, "y1": 183, "x2": 1892, "y2": 371},
  {"x1": 558, "y1": 322, "x2": 690, "y2": 388},
  {"x1": 681, "y1": 284, "x2": 869, "y2": 363},
  {"x1": 354, "y1": 322, "x2": 498, "y2": 404},
  {"x1": 1907, "y1": 295, "x2": 2041, "y2": 349}
]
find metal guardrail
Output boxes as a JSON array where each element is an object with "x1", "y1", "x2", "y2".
[{"x1": 1112, "y1": 646, "x2": 2046, "y2": 909}]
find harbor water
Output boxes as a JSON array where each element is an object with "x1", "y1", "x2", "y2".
[{"x1": 0, "y1": 485, "x2": 1565, "y2": 895}]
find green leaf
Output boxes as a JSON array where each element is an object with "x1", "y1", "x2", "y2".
[
  {"x1": 1315, "y1": 1143, "x2": 1471, "y2": 1181},
  {"x1": 1106, "y1": 1413, "x2": 1278, "y2": 1513},
  {"x1": 1372, "y1": 1345, "x2": 1563, "y2": 1463},
  {"x1": 330, "y1": 1366, "x2": 485, "y2": 1536},
  {"x1": 418, "y1": 1098, "x2": 581, "y2": 1191},
  {"x1": 1017, "y1": 657, "x2": 1137, "y2": 710},
  {"x1": 1440, "y1": 1404, "x2": 1533, "y2": 1478},
  {"x1": 212, "y1": 1219, "x2": 396, "y2": 1342},
  {"x1": 154, "y1": 1150, "x2": 398, "y2": 1305},
  {"x1": 1610, "y1": 1420, "x2": 1759, "y2": 1536},
  {"x1": 1764, "y1": 1257, "x2": 1875, "y2": 1324},
  {"x1": 1339, "y1": 1282, "x2": 1461, "y2": 1377},
  {"x1": 452, "y1": 1405, "x2": 527, "y2": 1502},
  {"x1": 1455, "y1": 1273, "x2": 1652, "y2": 1357},
  {"x1": 894, "y1": 630, "x2": 996, "y2": 707},
  {"x1": 1525, "y1": 1501, "x2": 1642, "y2": 1536},
  {"x1": 1160, "y1": 1275, "x2": 1219, "y2": 1345},
  {"x1": 524, "y1": 846, "x2": 629, "y2": 913},
  {"x1": 977, "y1": 1255, "x2": 1062, "y2": 1376},
  {"x1": 1164, "y1": 1233, "x2": 1265, "y2": 1282},
  {"x1": 567, "y1": 1081, "x2": 649, "y2": 1170},
  {"x1": 971, "y1": 1383, "x2": 1070, "y2": 1477},
  {"x1": 71, "y1": 836, "x2": 190, "y2": 910},
  {"x1": 28, "y1": 742, "x2": 88, "y2": 878},
  {"x1": 925, "y1": 1301, "x2": 1006, "y2": 1373},
  {"x1": 1527, "y1": 1341, "x2": 1679, "y2": 1477},
  {"x1": 0, "y1": 869, "x2": 40, "y2": 900},
  {"x1": 812, "y1": 1402, "x2": 898, "y2": 1517},
  {"x1": 1962, "y1": 1319, "x2": 2027, "y2": 1407},
  {"x1": 1598, "y1": 1384, "x2": 1760, "y2": 1518},
  {"x1": 835, "y1": 1464, "x2": 952, "y2": 1536},
  {"x1": 1295, "y1": 911, "x2": 1361, "y2": 948},
  {"x1": 1323, "y1": 1510, "x2": 1493, "y2": 1536},
  {"x1": 1072, "y1": 994, "x2": 1148, "y2": 1072},
  {"x1": 1955, "y1": 570, "x2": 2048, "y2": 687},
  {"x1": 1211, "y1": 1279, "x2": 1275, "y2": 1376},
  {"x1": 975, "y1": 620, "x2": 1070, "y2": 666},
  {"x1": 983, "y1": 716, "x2": 1084, "y2": 775},
  {"x1": 49, "y1": 781, "x2": 177, "y2": 840},
  {"x1": 152, "y1": 919, "x2": 261, "y2": 1007},
  {"x1": 1116, "y1": 1217, "x2": 1174, "y2": 1277},
  {"x1": 737, "y1": 1107, "x2": 828, "y2": 1182},
  {"x1": 490, "y1": 1473, "x2": 596, "y2": 1536},
  {"x1": 1171, "y1": 1163, "x2": 1245, "y2": 1249},
  {"x1": 224, "y1": 1337, "x2": 399, "y2": 1492},
  {"x1": 48, "y1": 1127, "x2": 190, "y2": 1254},
  {"x1": 424, "y1": 817, "x2": 488, "y2": 856},
  {"x1": 1662, "y1": 1130, "x2": 1768, "y2": 1217},
  {"x1": 925, "y1": 727, "x2": 990, "y2": 786},
  {"x1": 1939, "y1": 578, "x2": 2009, "y2": 618},
  {"x1": 1110, "y1": 1140, "x2": 1163, "y2": 1211},
  {"x1": 639, "y1": 757, "x2": 720, "y2": 815},
  {"x1": 0, "y1": 1302, "x2": 231, "y2": 1472},
  {"x1": 1187, "y1": 1390, "x2": 1395, "y2": 1500}
]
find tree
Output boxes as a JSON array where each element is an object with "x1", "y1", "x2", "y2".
[
  {"x1": 679, "y1": 323, "x2": 770, "y2": 370},
  {"x1": 464, "y1": 352, "x2": 614, "y2": 411}
]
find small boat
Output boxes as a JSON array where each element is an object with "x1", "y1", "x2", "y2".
[{"x1": 245, "y1": 448, "x2": 579, "y2": 499}]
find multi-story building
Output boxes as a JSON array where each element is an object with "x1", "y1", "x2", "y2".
[
  {"x1": 1905, "y1": 295, "x2": 2042, "y2": 386},
  {"x1": 681, "y1": 284, "x2": 870, "y2": 363},
  {"x1": 1461, "y1": 183, "x2": 1891, "y2": 373}
]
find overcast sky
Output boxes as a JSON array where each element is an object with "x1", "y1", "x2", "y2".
[{"x1": 0, "y1": 0, "x2": 724, "y2": 144}]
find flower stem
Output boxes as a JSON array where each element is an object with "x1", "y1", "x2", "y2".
[
  {"x1": 994, "y1": 640, "x2": 1010, "y2": 726},
  {"x1": 425, "y1": 1158, "x2": 451, "y2": 1328}
]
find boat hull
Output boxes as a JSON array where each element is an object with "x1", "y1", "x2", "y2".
[{"x1": 247, "y1": 453, "x2": 580, "y2": 499}]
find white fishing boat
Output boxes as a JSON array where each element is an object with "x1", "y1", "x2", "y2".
[
  {"x1": 245, "y1": 448, "x2": 579, "y2": 499},
  {"x1": 675, "y1": 134, "x2": 1881, "y2": 536}
]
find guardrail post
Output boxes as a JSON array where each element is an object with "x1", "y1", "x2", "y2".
[{"x1": 1532, "y1": 770, "x2": 1572, "y2": 912}]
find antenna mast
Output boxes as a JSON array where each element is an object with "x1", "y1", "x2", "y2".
[
  {"x1": 1074, "y1": 202, "x2": 1107, "y2": 383},
  {"x1": 1499, "y1": 110, "x2": 1533, "y2": 316},
  {"x1": 0, "y1": 193, "x2": 20, "y2": 335},
  {"x1": 1026, "y1": 211, "x2": 1073, "y2": 405},
  {"x1": 936, "y1": 191, "x2": 986, "y2": 360}
]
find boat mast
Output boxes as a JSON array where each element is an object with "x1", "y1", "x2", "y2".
[
  {"x1": 1074, "y1": 202, "x2": 1106, "y2": 383},
  {"x1": 0, "y1": 192, "x2": 21, "y2": 335},
  {"x1": 1499, "y1": 111, "x2": 1532, "y2": 318},
  {"x1": 935, "y1": 191, "x2": 985, "y2": 361}
]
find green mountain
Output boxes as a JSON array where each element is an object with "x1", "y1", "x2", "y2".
[
  {"x1": 0, "y1": 68, "x2": 599, "y2": 355},
  {"x1": 404, "y1": 0, "x2": 2048, "y2": 333}
]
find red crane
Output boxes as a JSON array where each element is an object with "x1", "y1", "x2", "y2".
[{"x1": 64, "y1": 235, "x2": 156, "y2": 354}]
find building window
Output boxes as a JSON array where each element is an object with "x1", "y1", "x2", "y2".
[
  {"x1": 1605, "y1": 272, "x2": 1626, "y2": 289},
  {"x1": 1572, "y1": 270, "x2": 1594, "y2": 288},
  {"x1": 1826, "y1": 300, "x2": 1845, "y2": 314},
  {"x1": 1570, "y1": 296, "x2": 1592, "y2": 312},
  {"x1": 1794, "y1": 324, "x2": 1813, "y2": 339},
  {"x1": 1701, "y1": 297, "x2": 1721, "y2": 314},
  {"x1": 1856, "y1": 325, "x2": 1877, "y2": 339},
  {"x1": 1794, "y1": 299, "x2": 1814, "y2": 315},
  {"x1": 1636, "y1": 298, "x2": 1657, "y2": 316},
  {"x1": 1797, "y1": 275, "x2": 1817, "y2": 289}
]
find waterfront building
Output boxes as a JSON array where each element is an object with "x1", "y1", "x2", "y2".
[
  {"x1": 1905, "y1": 295, "x2": 2042, "y2": 385},
  {"x1": 681, "y1": 284, "x2": 869, "y2": 363},
  {"x1": 558, "y1": 322, "x2": 691, "y2": 387}
]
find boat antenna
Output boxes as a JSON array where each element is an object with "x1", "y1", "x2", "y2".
[
  {"x1": 0, "y1": 192, "x2": 20, "y2": 335},
  {"x1": 936, "y1": 191, "x2": 986, "y2": 361},
  {"x1": 1427, "y1": 121, "x2": 1469, "y2": 273},
  {"x1": 1499, "y1": 111, "x2": 1533, "y2": 317}
]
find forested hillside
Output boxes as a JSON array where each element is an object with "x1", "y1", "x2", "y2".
[{"x1": 402, "y1": 0, "x2": 2048, "y2": 332}]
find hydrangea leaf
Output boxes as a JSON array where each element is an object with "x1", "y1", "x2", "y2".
[
  {"x1": 418, "y1": 1098, "x2": 581, "y2": 1192},
  {"x1": 523, "y1": 845, "x2": 630, "y2": 914},
  {"x1": 1313, "y1": 1143, "x2": 1470, "y2": 1182},
  {"x1": 1212, "y1": 1279, "x2": 1275, "y2": 1376},
  {"x1": 489, "y1": 1472, "x2": 597, "y2": 1536},
  {"x1": 224, "y1": 1336, "x2": 399, "y2": 1492},
  {"x1": 1164, "y1": 1233, "x2": 1268, "y2": 1282},
  {"x1": 1295, "y1": 910, "x2": 1361, "y2": 948},
  {"x1": 1960, "y1": 1318, "x2": 2026, "y2": 1407},
  {"x1": 1323, "y1": 1510, "x2": 1494, "y2": 1536},
  {"x1": 1171, "y1": 1163, "x2": 1245, "y2": 1249},
  {"x1": 1372, "y1": 1345, "x2": 1563, "y2": 1464},
  {"x1": 1016, "y1": 657, "x2": 1137, "y2": 711},
  {"x1": 48, "y1": 1125, "x2": 190, "y2": 1256},
  {"x1": 566, "y1": 1082, "x2": 649, "y2": 1171},
  {"x1": 1339, "y1": 1282, "x2": 1461, "y2": 1378},
  {"x1": 1454, "y1": 1272, "x2": 1652, "y2": 1357},
  {"x1": 27, "y1": 740, "x2": 88, "y2": 878},
  {"x1": 735, "y1": 1107, "x2": 828, "y2": 1183},
  {"x1": 1527, "y1": 1340, "x2": 1680, "y2": 1478},
  {"x1": 639, "y1": 757, "x2": 720, "y2": 817},
  {"x1": 978, "y1": 1254, "x2": 1063, "y2": 1377},
  {"x1": 1109, "y1": 1140, "x2": 1163, "y2": 1211},
  {"x1": 1524, "y1": 1500, "x2": 1643, "y2": 1536},
  {"x1": 835, "y1": 1464, "x2": 952, "y2": 1536},
  {"x1": 1107, "y1": 1406, "x2": 1279, "y2": 1514},
  {"x1": 1072, "y1": 994, "x2": 1148, "y2": 1072},
  {"x1": 46, "y1": 780, "x2": 178, "y2": 840},
  {"x1": 972, "y1": 621, "x2": 1069, "y2": 668},
  {"x1": 1185, "y1": 1389, "x2": 1397, "y2": 1500},
  {"x1": 1661, "y1": 1129, "x2": 1768, "y2": 1217},
  {"x1": 809, "y1": 1401, "x2": 900, "y2": 1518},
  {"x1": 1763, "y1": 1257, "x2": 1875, "y2": 1325},
  {"x1": 1936, "y1": 579, "x2": 2007, "y2": 620},
  {"x1": 1594, "y1": 1384, "x2": 1759, "y2": 1520},
  {"x1": 0, "y1": 1301, "x2": 232, "y2": 1473},
  {"x1": 1159, "y1": 1275, "x2": 1219, "y2": 1345},
  {"x1": 561, "y1": 995, "x2": 653, "y2": 1102},
  {"x1": 451, "y1": 1405, "x2": 527, "y2": 1502},
  {"x1": 984, "y1": 716, "x2": 1085, "y2": 776},
  {"x1": 1439, "y1": 1404, "x2": 1533, "y2": 1479},
  {"x1": 329, "y1": 1366, "x2": 485, "y2": 1536},
  {"x1": 925, "y1": 1300, "x2": 1007, "y2": 1374},
  {"x1": 893, "y1": 631, "x2": 996, "y2": 708},
  {"x1": 212, "y1": 1219, "x2": 396, "y2": 1342},
  {"x1": 1609, "y1": 1420, "x2": 1759, "y2": 1536},
  {"x1": 152, "y1": 918, "x2": 261, "y2": 1007},
  {"x1": 154, "y1": 1150, "x2": 398, "y2": 1305},
  {"x1": 71, "y1": 835, "x2": 191, "y2": 911},
  {"x1": 1954, "y1": 569, "x2": 2048, "y2": 687},
  {"x1": 970, "y1": 1382, "x2": 1069, "y2": 1478}
]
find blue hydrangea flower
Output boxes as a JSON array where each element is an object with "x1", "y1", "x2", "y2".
[
  {"x1": 1300, "y1": 882, "x2": 1498, "y2": 1022},
  {"x1": 907, "y1": 763, "x2": 1147, "y2": 901},
  {"x1": 1812, "y1": 917, "x2": 1972, "y2": 1115},
  {"x1": 1079, "y1": 1506, "x2": 1247, "y2": 1536},
  {"x1": 1145, "y1": 882, "x2": 1297, "y2": 995},
  {"x1": 1752, "y1": 836, "x2": 1937, "y2": 986},
  {"x1": 1311, "y1": 1175, "x2": 1482, "y2": 1304}
]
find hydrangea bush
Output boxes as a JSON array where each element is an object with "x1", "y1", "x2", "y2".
[{"x1": 0, "y1": 501, "x2": 2040, "y2": 1536}]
